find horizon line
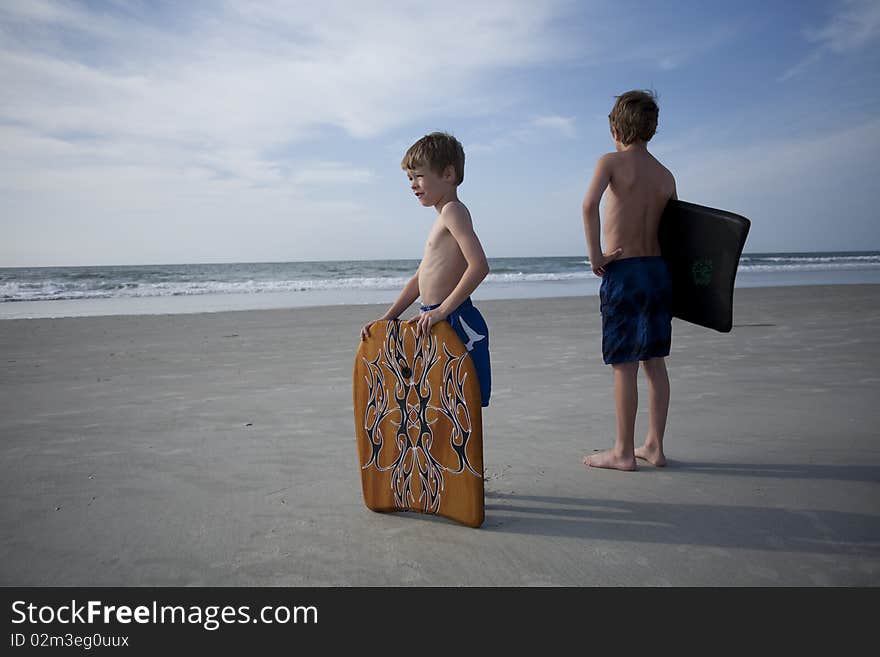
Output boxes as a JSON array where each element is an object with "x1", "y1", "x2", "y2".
[{"x1": 2, "y1": 250, "x2": 880, "y2": 270}]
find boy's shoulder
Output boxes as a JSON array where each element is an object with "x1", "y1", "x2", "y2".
[
  {"x1": 601, "y1": 148, "x2": 675, "y2": 179},
  {"x1": 652, "y1": 154, "x2": 676, "y2": 186},
  {"x1": 595, "y1": 150, "x2": 622, "y2": 171},
  {"x1": 438, "y1": 200, "x2": 473, "y2": 225}
]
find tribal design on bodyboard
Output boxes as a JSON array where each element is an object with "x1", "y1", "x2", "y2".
[{"x1": 358, "y1": 320, "x2": 482, "y2": 523}]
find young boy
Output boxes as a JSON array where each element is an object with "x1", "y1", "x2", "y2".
[
  {"x1": 360, "y1": 132, "x2": 491, "y2": 407},
  {"x1": 582, "y1": 90, "x2": 677, "y2": 471}
]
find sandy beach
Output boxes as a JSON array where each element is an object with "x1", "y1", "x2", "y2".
[{"x1": 1, "y1": 284, "x2": 878, "y2": 586}]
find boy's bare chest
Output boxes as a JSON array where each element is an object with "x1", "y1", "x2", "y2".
[
  {"x1": 422, "y1": 224, "x2": 460, "y2": 264},
  {"x1": 423, "y1": 223, "x2": 449, "y2": 251}
]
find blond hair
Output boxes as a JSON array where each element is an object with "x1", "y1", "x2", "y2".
[{"x1": 401, "y1": 132, "x2": 465, "y2": 185}]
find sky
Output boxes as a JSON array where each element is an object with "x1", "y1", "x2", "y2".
[{"x1": 2, "y1": 0, "x2": 880, "y2": 267}]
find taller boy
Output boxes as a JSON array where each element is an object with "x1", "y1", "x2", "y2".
[
  {"x1": 360, "y1": 132, "x2": 491, "y2": 407},
  {"x1": 582, "y1": 90, "x2": 677, "y2": 471}
]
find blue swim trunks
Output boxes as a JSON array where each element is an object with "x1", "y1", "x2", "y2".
[
  {"x1": 420, "y1": 297, "x2": 491, "y2": 407},
  {"x1": 599, "y1": 256, "x2": 672, "y2": 365}
]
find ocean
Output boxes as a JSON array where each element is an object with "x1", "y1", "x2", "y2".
[{"x1": 2, "y1": 252, "x2": 879, "y2": 319}]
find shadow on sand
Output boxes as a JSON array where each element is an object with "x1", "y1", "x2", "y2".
[
  {"x1": 483, "y1": 461, "x2": 880, "y2": 555},
  {"x1": 666, "y1": 461, "x2": 880, "y2": 483}
]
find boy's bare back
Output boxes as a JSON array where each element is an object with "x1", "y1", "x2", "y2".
[
  {"x1": 581, "y1": 89, "x2": 676, "y2": 472},
  {"x1": 600, "y1": 148, "x2": 676, "y2": 259}
]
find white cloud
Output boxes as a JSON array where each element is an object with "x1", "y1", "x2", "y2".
[
  {"x1": 1, "y1": 1, "x2": 573, "y2": 148},
  {"x1": 667, "y1": 118, "x2": 880, "y2": 251},
  {"x1": 0, "y1": 0, "x2": 578, "y2": 265},
  {"x1": 591, "y1": 19, "x2": 743, "y2": 72},
  {"x1": 469, "y1": 113, "x2": 577, "y2": 153},
  {"x1": 806, "y1": 0, "x2": 880, "y2": 52},
  {"x1": 532, "y1": 115, "x2": 576, "y2": 137},
  {"x1": 781, "y1": 0, "x2": 880, "y2": 80},
  {"x1": 291, "y1": 163, "x2": 374, "y2": 186}
]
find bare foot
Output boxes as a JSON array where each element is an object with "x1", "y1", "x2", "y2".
[
  {"x1": 635, "y1": 443, "x2": 667, "y2": 467},
  {"x1": 583, "y1": 450, "x2": 638, "y2": 471}
]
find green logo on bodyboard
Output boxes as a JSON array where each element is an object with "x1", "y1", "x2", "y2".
[{"x1": 692, "y1": 259, "x2": 713, "y2": 286}]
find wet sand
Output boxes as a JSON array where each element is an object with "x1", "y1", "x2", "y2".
[{"x1": 1, "y1": 285, "x2": 878, "y2": 585}]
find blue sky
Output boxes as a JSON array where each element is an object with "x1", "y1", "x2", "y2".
[{"x1": 2, "y1": 0, "x2": 879, "y2": 266}]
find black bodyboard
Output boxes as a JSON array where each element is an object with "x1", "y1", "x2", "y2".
[{"x1": 658, "y1": 200, "x2": 750, "y2": 333}]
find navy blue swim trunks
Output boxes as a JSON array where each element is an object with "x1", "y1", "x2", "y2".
[
  {"x1": 420, "y1": 297, "x2": 491, "y2": 407},
  {"x1": 599, "y1": 256, "x2": 672, "y2": 365}
]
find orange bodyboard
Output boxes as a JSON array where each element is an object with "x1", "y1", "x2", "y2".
[{"x1": 353, "y1": 319, "x2": 484, "y2": 528}]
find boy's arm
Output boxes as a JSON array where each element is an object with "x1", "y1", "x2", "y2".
[
  {"x1": 582, "y1": 154, "x2": 622, "y2": 276},
  {"x1": 383, "y1": 270, "x2": 421, "y2": 319},
  {"x1": 360, "y1": 269, "x2": 420, "y2": 339},
  {"x1": 438, "y1": 204, "x2": 489, "y2": 317},
  {"x1": 415, "y1": 204, "x2": 489, "y2": 335}
]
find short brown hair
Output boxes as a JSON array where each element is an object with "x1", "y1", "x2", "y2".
[
  {"x1": 608, "y1": 90, "x2": 659, "y2": 145},
  {"x1": 401, "y1": 132, "x2": 465, "y2": 185}
]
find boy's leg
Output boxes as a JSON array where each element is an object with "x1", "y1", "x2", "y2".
[
  {"x1": 584, "y1": 361, "x2": 638, "y2": 471},
  {"x1": 636, "y1": 356, "x2": 669, "y2": 466}
]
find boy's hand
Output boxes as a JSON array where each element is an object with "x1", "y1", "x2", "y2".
[
  {"x1": 411, "y1": 308, "x2": 447, "y2": 338},
  {"x1": 360, "y1": 319, "x2": 386, "y2": 341},
  {"x1": 591, "y1": 248, "x2": 624, "y2": 276}
]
